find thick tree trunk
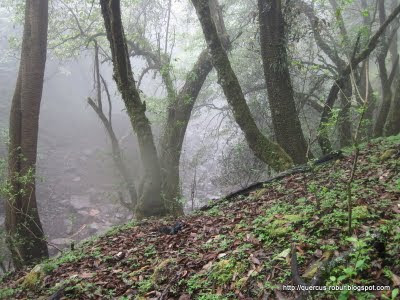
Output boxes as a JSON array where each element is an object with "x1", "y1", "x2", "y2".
[
  {"x1": 100, "y1": 0, "x2": 166, "y2": 219},
  {"x1": 258, "y1": 0, "x2": 308, "y2": 164},
  {"x1": 5, "y1": 0, "x2": 49, "y2": 268},
  {"x1": 191, "y1": 0, "x2": 293, "y2": 171}
]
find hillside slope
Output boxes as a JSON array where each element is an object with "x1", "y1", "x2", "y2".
[{"x1": 1, "y1": 136, "x2": 400, "y2": 300}]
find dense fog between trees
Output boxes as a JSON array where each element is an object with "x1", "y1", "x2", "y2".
[{"x1": 0, "y1": 0, "x2": 399, "y2": 272}]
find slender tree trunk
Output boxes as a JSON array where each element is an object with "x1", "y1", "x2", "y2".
[
  {"x1": 374, "y1": 0, "x2": 397, "y2": 137},
  {"x1": 100, "y1": 0, "x2": 166, "y2": 219},
  {"x1": 384, "y1": 0, "x2": 400, "y2": 136},
  {"x1": 191, "y1": 0, "x2": 293, "y2": 171},
  {"x1": 258, "y1": 0, "x2": 308, "y2": 164},
  {"x1": 359, "y1": 61, "x2": 376, "y2": 137},
  {"x1": 338, "y1": 80, "x2": 353, "y2": 147},
  {"x1": 5, "y1": 0, "x2": 49, "y2": 268}
]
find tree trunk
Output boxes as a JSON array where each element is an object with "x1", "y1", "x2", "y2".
[
  {"x1": 191, "y1": 0, "x2": 293, "y2": 171},
  {"x1": 258, "y1": 0, "x2": 309, "y2": 164},
  {"x1": 359, "y1": 61, "x2": 376, "y2": 138},
  {"x1": 159, "y1": 49, "x2": 213, "y2": 215},
  {"x1": 338, "y1": 79, "x2": 353, "y2": 147},
  {"x1": 374, "y1": 0, "x2": 397, "y2": 137},
  {"x1": 100, "y1": 0, "x2": 166, "y2": 219},
  {"x1": 385, "y1": 78, "x2": 400, "y2": 135},
  {"x1": 5, "y1": 0, "x2": 49, "y2": 269},
  {"x1": 384, "y1": 0, "x2": 400, "y2": 136},
  {"x1": 159, "y1": 0, "x2": 227, "y2": 214}
]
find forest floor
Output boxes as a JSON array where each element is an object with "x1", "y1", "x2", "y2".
[{"x1": 0, "y1": 135, "x2": 399, "y2": 300}]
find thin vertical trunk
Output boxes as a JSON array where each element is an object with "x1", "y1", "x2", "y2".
[
  {"x1": 100, "y1": 0, "x2": 166, "y2": 219},
  {"x1": 385, "y1": 77, "x2": 400, "y2": 135},
  {"x1": 338, "y1": 80, "x2": 353, "y2": 147},
  {"x1": 6, "y1": 0, "x2": 49, "y2": 268},
  {"x1": 374, "y1": 0, "x2": 395, "y2": 137},
  {"x1": 258, "y1": 0, "x2": 308, "y2": 164},
  {"x1": 359, "y1": 61, "x2": 376, "y2": 137},
  {"x1": 384, "y1": 0, "x2": 400, "y2": 136}
]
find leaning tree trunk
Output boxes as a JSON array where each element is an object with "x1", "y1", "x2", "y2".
[
  {"x1": 258, "y1": 0, "x2": 308, "y2": 164},
  {"x1": 5, "y1": 0, "x2": 49, "y2": 269},
  {"x1": 191, "y1": 0, "x2": 293, "y2": 171},
  {"x1": 100, "y1": 0, "x2": 166, "y2": 219}
]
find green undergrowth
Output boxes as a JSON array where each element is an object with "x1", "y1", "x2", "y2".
[{"x1": 0, "y1": 135, "x2": 399, "y2": 299}]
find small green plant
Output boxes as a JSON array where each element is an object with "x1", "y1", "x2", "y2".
[
  {"x1": 0, "y1": 287, "x2": 15, "y2": 299},
  {"x1": 144, "y1": 245, "x2": 157, "y2": 258},
  {"x1": 137, "y1": 278, "x2": 153, "y2": 294}
]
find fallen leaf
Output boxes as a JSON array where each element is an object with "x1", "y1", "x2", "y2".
[
  {"x1": 203, "y1": 261, "x2": 213, "y2": 271},
  {"x1": 392, "y1": 273, "x2": 400, "y2": 286},
  {"x1": 80, "y1": 272, "x2": 94, "y2": 279}
]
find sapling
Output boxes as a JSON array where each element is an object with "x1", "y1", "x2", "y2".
[{"x1": 346, "y1": 61, "x2": 370, "y2": 235}]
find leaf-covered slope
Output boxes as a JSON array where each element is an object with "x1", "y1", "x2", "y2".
[{"x1": 1, "y1": 136, "x2": 400, "y2": 300}]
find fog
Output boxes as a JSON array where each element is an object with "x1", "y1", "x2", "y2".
[{"x1": 0, "y1": 8, "x2": 243, "y2": 255}]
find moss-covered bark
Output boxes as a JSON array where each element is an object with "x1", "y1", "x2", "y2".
[
  {"x1": 100, "y1": 0, "x2": 166, "y2": 219},
  {"x1": 191, "y1": 0, "x2": 293, "y2": 171},
  {"x1": 384, "y1": 79, "x2": 400, "y2": 135},
  {"x1": 159, "y1": 49, "x2": 213, "y2": 215},
  {"x1": 258, "y1": 0, "x2": 308, "y2": 164}
]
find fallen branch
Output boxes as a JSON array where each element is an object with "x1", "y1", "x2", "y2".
[{"x1": 200, "y1": 151, "x2": 344, "y2": 211}]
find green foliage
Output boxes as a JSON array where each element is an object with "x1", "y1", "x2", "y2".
[
  {"x1": 137, "y1": 278, "x2": 153, "y2": 294},
  {"x1": 0, "y1": 287, "x2": 15, "y2": 299}
]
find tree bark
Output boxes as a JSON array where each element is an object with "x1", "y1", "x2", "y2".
[
  {"x1": 385, "y1": 78, "x2": 400, "y2": 135},
  {"x1": 384, "y1": 0, "x2": 400, "y2": 136},
  {"x1": 258, "y1": 0, "x2": 309, "y2": 164},
  {"x1": 191, "y1": 0, "x2": 293, "y2": 171},
  {"x1": 159, "y1": 49, "x2": 213, "y2": 215},
  {"x1": 374, "y1": 0, "x2": 393, "y2": 137},
  {"x1": 5, "y1": 0, "x2": 49, "y2": 268},
  {"x1": 100, "y1": 0, "x2": 166, "y2": 219},
  {"x1": 159, "y1": 0, "x2": 227, "y2": 215}
]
